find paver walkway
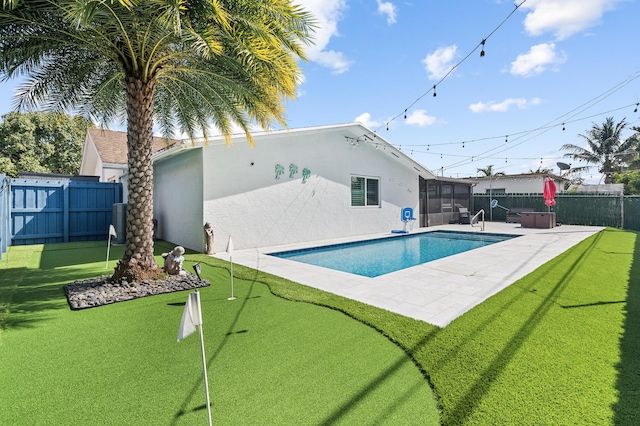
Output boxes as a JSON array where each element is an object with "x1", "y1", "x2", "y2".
[{"x1": 220, "y1": 223, "x2": 604, "y2": 327}]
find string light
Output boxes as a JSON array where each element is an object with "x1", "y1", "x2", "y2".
[
  {"x1": 350, "y1": 0, "x2": 528, "y2": 137},
  {"x1": 336, "y1": 0, "x2": 640, "y2": 181}
]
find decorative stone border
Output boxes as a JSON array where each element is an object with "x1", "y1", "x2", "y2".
[{"x1": 64, "y1": 274, "x2": 210, "y2": 310}]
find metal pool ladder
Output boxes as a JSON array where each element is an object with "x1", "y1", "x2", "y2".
[{"x1": 471, "y1": 209, "x2": 485, "y2": 231}]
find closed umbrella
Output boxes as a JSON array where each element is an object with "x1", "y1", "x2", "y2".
[{"x1": 543, "y1": 177, "x2": 556, "y2": 211}]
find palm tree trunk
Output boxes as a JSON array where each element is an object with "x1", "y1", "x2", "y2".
[{"x1": 112, "y1": 76, "x2": 161, "y2": 282}]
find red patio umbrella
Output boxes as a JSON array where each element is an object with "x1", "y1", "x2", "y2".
[{"x1": 543, "y1": 177, "x2": 556, "y2": 211}]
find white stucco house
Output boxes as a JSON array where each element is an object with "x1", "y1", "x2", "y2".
[
  {"x1": 80, "y1": 123, "x2": 474, "y2": 253},
  {"x1": 470, "y1": 173, "x2": 568, "y2": 195}
]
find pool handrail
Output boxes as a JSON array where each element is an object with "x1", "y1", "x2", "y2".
[{"x1": 471, "y1": 209, "x2": 485, "y2": 231}]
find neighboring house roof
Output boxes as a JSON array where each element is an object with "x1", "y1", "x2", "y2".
[
  {"x1": 472, "y1": 173, "x2": 569, "y2": 182},
  {"x1": 87, "y1": 128, "x2": 180, "y2": 165}
]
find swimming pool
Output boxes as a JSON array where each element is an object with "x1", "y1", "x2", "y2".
[{"x1": 269, "y1": 230, "x2": 519, "y2": 278}]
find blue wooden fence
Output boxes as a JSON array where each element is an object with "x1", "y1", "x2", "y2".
[
  {"x1": 0, "y1": 174, "x2": 10, "y2": 260},
  {"x1": 0, "y1": 177, "x2": 122, "y2": 255}
]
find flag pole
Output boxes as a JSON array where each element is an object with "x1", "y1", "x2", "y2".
[
  {"x1": 177, "y1": 283, "x2": 212, "y2": 425},
  {"x1": 105, "y1": 238, "x2": 111, "y2": 269},
  {"x1": 106, "y1": 224, "x2": 117, "y2": 269},
  {"x1": 226, "y1": 236, "x2": 236, "y2": 300},
  {"x1": 196, "y1": 290, "x2": 213, "y2": 426},
  {"x1": 228, "y1": 255, "x2": 235, "y2": 300}
]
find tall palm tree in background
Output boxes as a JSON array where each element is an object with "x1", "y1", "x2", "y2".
[
  {"x1": 527, "y1": 166, "x2": 553, "y2": 174},
  {"x1": 476, "y1": 165, "x2": 505, "y2": 177},
  {"x1": 562, "y1": 117, "x2": 638, "y2": 184},
  {"x1": 0, "y1": 0, "x2": 315, "y2": 282}
]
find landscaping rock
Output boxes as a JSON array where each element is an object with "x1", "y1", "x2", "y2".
[{"x1": 64, "y1": 273, "x2": 210, "y2": 310}]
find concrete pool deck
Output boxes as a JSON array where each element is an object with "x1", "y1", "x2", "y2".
[{"x1": 218, "y1": 223, "x2": 605, "y2": 327}]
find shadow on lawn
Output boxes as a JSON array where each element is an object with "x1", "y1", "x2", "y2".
[
  {"x1": 172, "y1": 265, "x2": 256, "y2": 423},
  {"x1": 319, "y1": 329, "x2": 439, "y2": 426},
  {"x1": 2, "y1": 266, "x2": 103, "y2": 330},
  {"x1": 442, "y1": 230, "x2": 602, "y2": 425},
  {"x1": 612, "y1": 232, "x2": 640, "y2": 425}
]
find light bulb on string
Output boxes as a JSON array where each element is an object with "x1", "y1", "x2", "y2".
[
  {"x1": 404, "y1": 109, "x2": 407, "y2": 119},
  {"x1": 635, "y1": 103, "x2": 639, "y2": 113},
  {"x1": 433, "y1": 85, "x2": 437, "y2": 97},
  {"x1": 427, "y1": 145, "x2": 430, "y2": 151},
  {"x1": 462, "y1": 141, "x2": 465, "y2": 148},
  {"x1": 480, "y1": 39, "x2": 486, "y2": 57},
  {"x1": 505, "y1": 135, "x2": 508, "y2": 143},
  {"x1": 562, "y1": 123, "x2": 565, "y2": 131}
]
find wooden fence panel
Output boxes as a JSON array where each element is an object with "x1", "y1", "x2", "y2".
[
  {"x1": 0, "y1": 174, "x2": 9, "y2": 259},
  {"x1": 9, "y1": 178, "x2": 122, "y2": 246}
]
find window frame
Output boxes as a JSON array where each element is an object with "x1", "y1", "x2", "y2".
[{"x1": 351, "y1": 175, "x2": 380, "y2": 207}]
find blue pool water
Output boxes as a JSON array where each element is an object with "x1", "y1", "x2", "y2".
[{"x1": 269, "y1": 230, "x2": 519, "y2": 278}]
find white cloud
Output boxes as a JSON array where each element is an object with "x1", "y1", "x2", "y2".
[
  {"x1": 354, "y1": 112, "x2": 381, "y2": 128},
  {"x1": 510, "y1": 43, "x2": 566, "y2": 77},
  {"x1": 422, "y1": 45, "x2": 457, "y2": 80},
  {"x1": 469, "y1": 97, "x2": 542, "y2": 113},
  {"x1": 405, "y1": 110, "x2": 436, "y2": 126},
  {"x1": 521, "y1": 0, "x2": 623, "y2": 40},
  {"x1": 297, "y1": 0, "x2": 353, "y2": 74},
  {"x1": 377, "y1": 0, "x2": 397, "y2": 25}
]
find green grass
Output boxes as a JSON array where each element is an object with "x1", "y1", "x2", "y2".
[
  {"x1": 1, "y1": 227, "x2": 639, "y2": 424},
  {"x1": 0, "y1": 241, "x2": 438, "y2": 425}
]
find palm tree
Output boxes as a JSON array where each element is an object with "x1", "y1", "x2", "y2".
[
  {"x1": 527, "y1": 167, "x2": 553, "y2": 174},
  {"x1": 0, "y1": 0, "x2": 315, "y2": 282},
  {"x1": 476, "y1": 165, "x2": 505, "y2": 177},
  {"x1": 561, "y1": 117, "x2": 637, "y2": 184}
]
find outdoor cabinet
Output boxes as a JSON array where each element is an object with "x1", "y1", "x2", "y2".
[{"x1": 521, "y1": 212, "x2": 555, "y2": 229}]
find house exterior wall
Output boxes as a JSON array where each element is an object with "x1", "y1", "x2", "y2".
[
  {"x1": 152, "y1": 128, "x2": 419, "y2": 252},
  {"x1": 79, "y1": 136, "x2": 126, "y2": 183},
  {"x1": 201, "y1": 130, "x2": 421, "y2": 252},
  {"x1": 473, "y1": 176, "x2": 564, "y2": 194},
  {"x1": 79, "y1": 137, "x2": 101, "y2": 178},
  {"x1": 153, "y1": 148, "x2": 204, "y2": 251}
]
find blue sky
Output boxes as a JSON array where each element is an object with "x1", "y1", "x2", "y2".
[{"x1": 1, "y1": 0, "x2": 639, "y2": 183}]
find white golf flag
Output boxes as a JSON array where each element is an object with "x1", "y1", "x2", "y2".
[
  {"x1": 226, "y1": 235, "x2": 234, "y2": 256},
  {"x1": 177, "y1": 291, "x2": 203, "y2": 342},
  {"x1": 109, "y1": 224, "x2": 117, "y2": 238}
]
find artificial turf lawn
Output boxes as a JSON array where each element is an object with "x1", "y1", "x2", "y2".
[
  {"x1": 0, "y1": 241, "x2": 438, "y2": 425},
  {"x1": 1, "y1": 227, "x2": 639, "y2": 424}
]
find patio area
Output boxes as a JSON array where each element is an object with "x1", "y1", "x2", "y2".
[{"x1": 221, "y1": 222, "x2": 605, "y2": 327}]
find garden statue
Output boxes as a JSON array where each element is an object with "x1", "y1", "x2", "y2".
[
  {"x1": 162, "y1": 246, "x2": 186, "y2": 276},
  {"x1": 204, "y1": 222, "x2": 214, "y2": 255}
]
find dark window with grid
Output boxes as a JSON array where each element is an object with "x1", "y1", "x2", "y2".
[{"x1": 351, "y1": 176, "x2": 379, "y2": 206}]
